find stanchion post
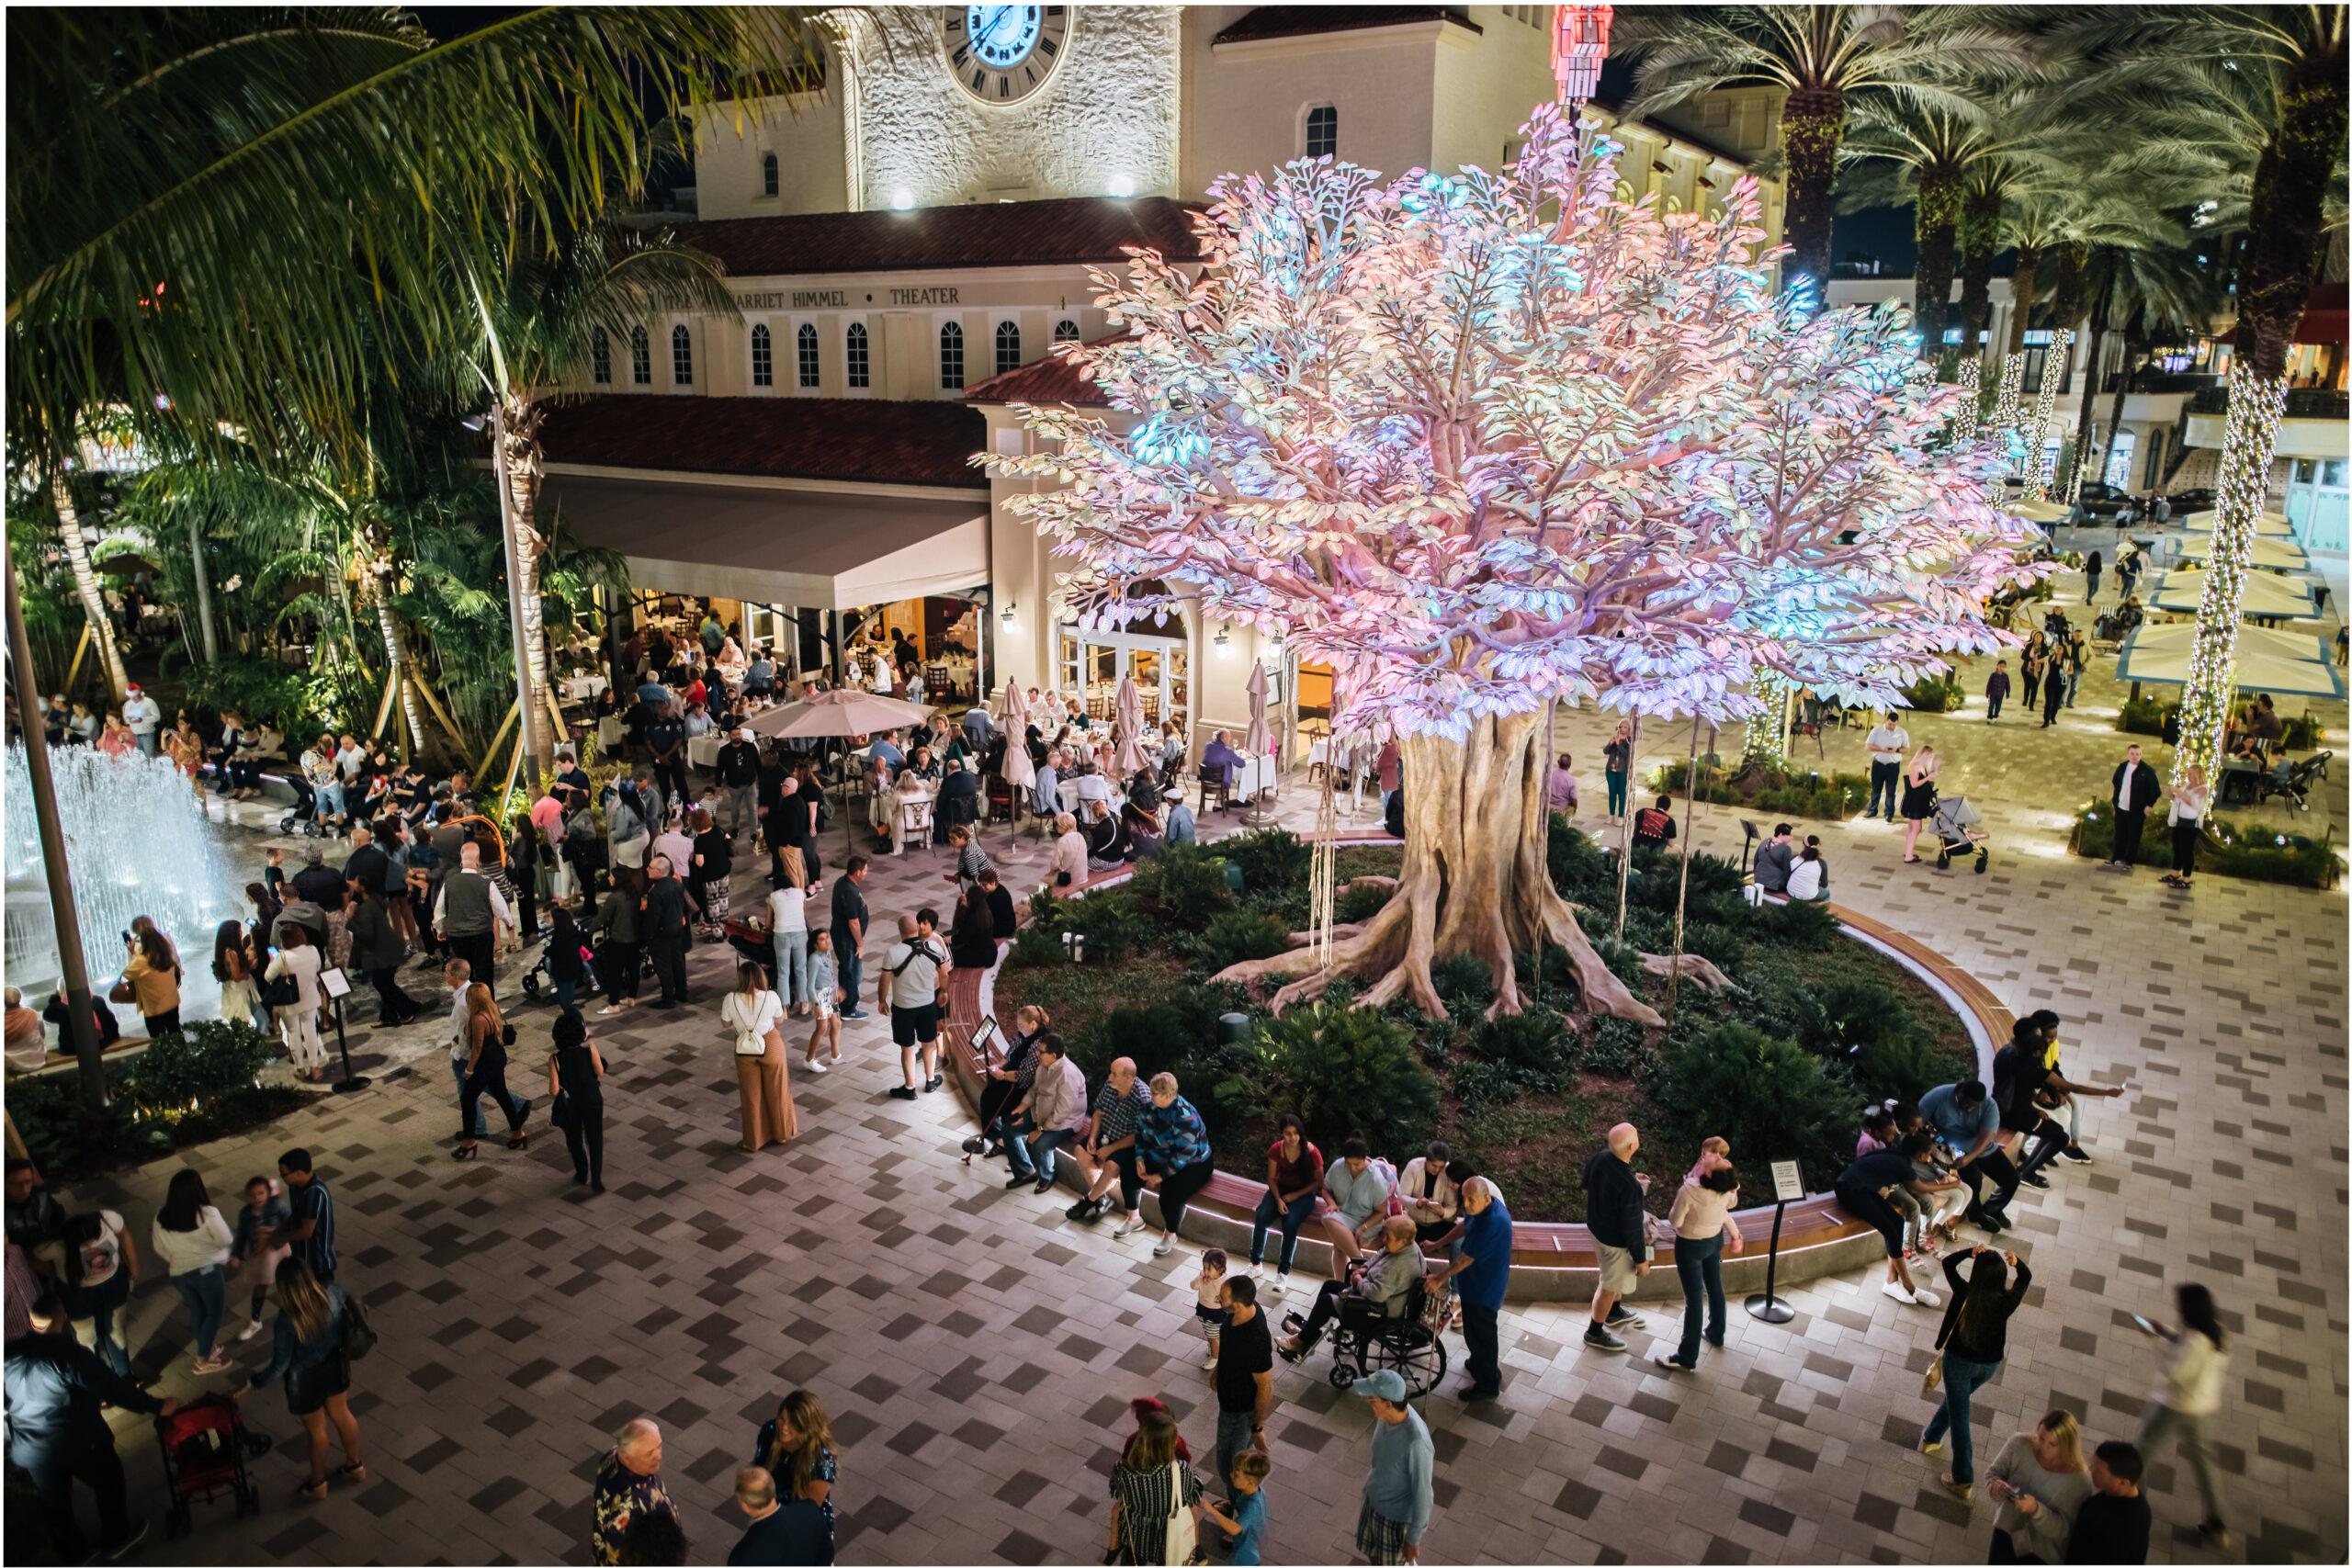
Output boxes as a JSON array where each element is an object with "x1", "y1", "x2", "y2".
[{"x1": 1745, "y1": 1156, "x2": 1803, "y2": 1324}]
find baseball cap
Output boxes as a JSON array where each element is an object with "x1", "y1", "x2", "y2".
[{"x1": 1351, "y1": 1369, "x2": 1408, "y2": 1403}]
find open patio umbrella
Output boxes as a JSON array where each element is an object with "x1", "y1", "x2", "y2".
[
  {"x1": 2116, "y1": 634, "x2": 2346, "y2": 700},
  {"x1": 745, "y1": 689, "x2": 938, "y2": 863},
  {"x1": 2011, "y1": 499, "x2": 2069, "y2": 525},
  {"x1": 1113, "y1": 674, "x2": 1148, "y2": 777},
  {"x1": 2121, "y1": 621, "x2": 2332, "y2": 668},
  {"x1": 2177, "y1": 509, "x2": 2297, "y2": 537},
  {"x1": 2174, "y1": 535, "x2": 2312, "y2": 571},
  {"x1": 2147, "y1": 569, "x2": 2316, "y2": 618}
]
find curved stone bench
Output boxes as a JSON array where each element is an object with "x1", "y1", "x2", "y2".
[{"x1": 940, "y1": 830, "x2": 2008, "y2": 1303}]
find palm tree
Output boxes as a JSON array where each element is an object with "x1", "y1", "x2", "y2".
[
  {"x1": 2063, "y1": 243, "x2": 2222, "y2": 495},
  {"x1": 1838, "y1": 104, "x2": 1988, "y2": 361},
  {"x1": 454, "y1": 214, "x2": 740, "y2": 776},
  {"x1": 1611, "y1": 5, "x2": 2036, "y2": 306},
  {"x1": 2054, "y1": 6, "x2": 2347, "y2": 773}
]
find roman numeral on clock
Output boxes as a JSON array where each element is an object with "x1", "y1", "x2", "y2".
[
  {"x1": 973, "y1": 67, "x2": 988, "y2": 90},
  {"x1": 999, "y1": 73, "x2": 1011, "y2": 97},
  {"x1": 1038, "y1": 35, "x2": 1056, "y2": 55},
  {"x1": 953, "y1": 43, "x2": 969, "y2": 67}
]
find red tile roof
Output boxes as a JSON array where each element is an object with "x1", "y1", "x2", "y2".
[
  {"x1": 1214, "y1": 6, "x2": 1479, "y2": 45},
  {"x1": 687, "y1": 197, "x2": 1205, "y2": 278},
  {"x1": 537, "y1": 396, "x2": 987, "y2": 488},
  {"x1": 962, "y1": 333, "x2": 1129, "y2": 408}
]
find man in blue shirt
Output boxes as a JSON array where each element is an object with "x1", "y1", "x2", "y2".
[
  {"x1": 1919, "y1": 1079, "x2": 2018, "y2": 1232},
  {"x1": 1352, "y1": 1368, "x2": 1433, "y2": 1564},
  {"x1": 1430, "y1": 1178, "x2": 1512, "y2": 1400},
  {"x1": 6, "y1": 1294, "x2": 176, "y2": 1561},
  {"x1": 267, "y1": 1147, "x2": 337, "y2": 1281}
]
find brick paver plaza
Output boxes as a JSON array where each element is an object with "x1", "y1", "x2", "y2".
[{"x1": 44, "y1": 557, "x2": 2350, "y2": 1565}]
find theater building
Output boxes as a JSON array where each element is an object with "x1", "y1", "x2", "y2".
[{"x1": 538, "y1": 6, "x2": 1784, "y2": 743}]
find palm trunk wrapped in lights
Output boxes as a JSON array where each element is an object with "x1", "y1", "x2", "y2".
[
  {"x1": 1741, "y1": 676, "x2": 1792, "y2": 771},
  {"x1": 2021, "y1": 329, "x2": 2070, "y2": 499},
  {"x1": 1949, "y1": 355, "x2": 1983, "y2": 444},
  {"x1": 1989, "y1": 353, "x2": 2025, "y2": 471},
  {"x1": 52, "y1": 475, "x2": 127, "y2": 703},
  {"x1": 2176, "y1": 367, "x2": 2289, "y2": 777}
]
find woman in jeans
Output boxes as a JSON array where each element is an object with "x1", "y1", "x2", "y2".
[
  {"x1": 1136, "y1": 1072, "x2": 1216, "y2": 1259},
  {"x1": 2161, "y1": 764, "x2": 2211, "y2": 891},
  {"x1": 1984, "y1": 1409, "x2": 2093, "y2": 1563},
  {"x1": 2132, "y1": 1283, "x2": 2232, "y2": 1550},
  {"x1": 251, "y1": 1258, "x2": 365, "y2": 1499},
  {"x1": 150, "y1": 1169, "x2": 235, "y2": 1374},
  {"x1": 1601, "y1": 719, "x2": 1633, "y2": 818},
  {"x1": 61, "y1": 1208, "x2": 141, "y2": 1376},
  {"x1": 1651, "y1": 1160, "x2": 1743, "y2": 1372},
  {"x1": 1922, "y1": 1245, "x2": 2033, "y2": 1499},
  {"x1": 1248, "y1": 1114, "x2": 1324, "y2": 1290}
]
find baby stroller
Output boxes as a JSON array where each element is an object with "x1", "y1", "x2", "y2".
[
  {"x1": 518, "y1": 932, "x2": 602, "y2": 1004},
  {"x1": 721, "y1": 915, "x2": 777, "y2": 972},
  {"x1": 277, "y1": 775, "x2": 329, "y2": 839},
  {"x1": 155, "y1": 1395, "x2": 269, "y2": 1536},
  {"x1": 1930, "y1": 795, "x2": 1990, "y2": 873}
]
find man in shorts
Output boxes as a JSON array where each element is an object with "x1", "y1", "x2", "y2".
[
  {"x1": 877, "y1": 913, "x2": 947, "y2": 1100},
  {"x1": 1578, "y1": 1122, "x2": 1650, "y2": 1352}
]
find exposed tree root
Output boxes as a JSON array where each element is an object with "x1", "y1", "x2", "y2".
[{"x1": 1640, "y1": 953, "x2": 1737, "y2": 993}]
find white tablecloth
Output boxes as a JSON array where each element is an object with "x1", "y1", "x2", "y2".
[
  {"x1": 687, "y1": 735, "x2": 723, "y2": 771},
  {"x1": 596, "y1": 716, "x2": 624, "y2": 752},
  {"x1": 1232, "y1": 756, "x2": 1275, "y2": 799},
  {"x1": 558, "y1": 674, "x2": 607, "y2": 702}
]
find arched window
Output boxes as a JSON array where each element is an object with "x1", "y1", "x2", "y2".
[
  {"x1": 629, "y1": 325, "x2": 650, "y2": 385},
  {"x1": 1306, "y1": 105, "x2": 1338, "y2": 159},
  {"x1": 939, "y1": 321, "x2": 965, "y2": 389},
  {"x1": 750, "y1": 324, "x2": 773, "y2": 388},
  {"x1": 797, "y1": 322, "x2": 820, "y2": 388},
  {"x1": 995, "y1": 320, "x2": 1022, "y2": 376},
  {"x1": 1054, "y1": 319, "x2": 1080, "y2": 344},
  {"x1": 845, "y1": 322, "x2": 869, "y2": 389},
  {"x1": 591, "y1": 326, "x2": 612, "y2": 384},
  {"x1": 762, "y1": 152, "x2": 779, "y2": 198},
  {"x1": 671, "y1": 324, "x2": 694, "y2": 386}
]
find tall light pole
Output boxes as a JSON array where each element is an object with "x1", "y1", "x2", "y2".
[{"x1": 1551, "y1": 3, "x2": 1613, "y2": 121}]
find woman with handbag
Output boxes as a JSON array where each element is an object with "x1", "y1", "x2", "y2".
[
  {"x1": 265, "y1": 923, "x2": 325, "y2": 1080},
  {"x1": 1104, "y1": 1408, "x2": 1209, "y2": 1564},
  {"x1": 592, "y1": 867, "x2": 644, "y2": 1015},
  {"x1": 1921, "y1": 1243, "x2": 2033, "y2": 1500},
  {"x1": 251, "y1": 1258, "x2": 367, "y2": 1500},
  {"x1": 546, "y1": 1012, "x2": 607, "y2": 1193},
  {"x1": 452, "y1": 985, "x2": 531, "y2": 1160},
  {"x1": 721, "y1": 963, "x2": 797, "y2": 1152}
]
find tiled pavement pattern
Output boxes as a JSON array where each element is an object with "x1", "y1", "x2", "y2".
[{"x1": 51, "y1": 555, "x2": 2348, "y2": 1566}]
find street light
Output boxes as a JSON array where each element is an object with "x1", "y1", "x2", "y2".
[{"x1": 1551, "y1": 4, "x2": 1613, "y2": 114}]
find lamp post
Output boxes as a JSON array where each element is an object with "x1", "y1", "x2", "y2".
[{"x1": 1551, "y1": 4, "x2": 1612, "y2": 119}]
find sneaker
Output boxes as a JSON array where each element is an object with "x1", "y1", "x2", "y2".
[
  {"x1": 805, "y1": 1059, "x2": 829, "y2": 1075},
  {"x1": 1269, "y1": 1273, "x2": 1290, "y2": 1296},
  {"x1": 1203, "y1": 1354, "x2": 1219, "y2": 1370},
  {"x1": 1114, "y1": 1217, "x2": 1143, "y2": 1238},
  {"x1": 888, "y1": 1085, "x2": 919, "y2": 1100},
  {"x1": 841, "y1": 1010, "x2": 870, "y2": 1020},
  {"x1": 1603, "y1": 1305, "x2": 1645, "y2": 1330},
  {"x1": 1650, "y1": 1352, "x2": 1692, "y2": 1373},
  {"x1": 1065, "y1": 1198, "x2": 1097, "y2": 1222},
  {"x1": 1583, "y1": 1324, "x2": 1626, "y2": 1352},
  {"x1": 192, "y1": 1353, "x2": 234, "y2": 1374},
  {"x1": 2019, "y1": 1171, "x2": 2051, "y2": 1190},
  {"x1": 598, "y1": 1004, "x2": 624, "y2": 1016},
  {"x1": 1152, "y1": 1235, "x2": 1173, "y2": 1257},
  {"x1": 1882, "y1": 1280, "x2": 1920, "y2": 1306},
  {"x1": 925, "y1": 1075, "x2": 944, "y2": 1092},
  {"x1": 237, "y1": 1318, "x2": 266, "y2": 1342},
  {"x1": 1909, "y1": 1288, "x2": 1941, "y2": 1309},
  {"x1": 2061, "y1": 1145, "x2": 2093, "y2": 1165}
]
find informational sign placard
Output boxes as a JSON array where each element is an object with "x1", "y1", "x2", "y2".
[
  {"x1": 319, "y1": 967, "x2": 352, "y2": 1000},
  {"x1": 1770, "y1": 1158, "x2": 1804, "y2": 1204}
]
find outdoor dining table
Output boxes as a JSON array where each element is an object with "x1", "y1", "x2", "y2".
[
  {"x1": 2217, "y1": 756, "x2": 2269, "y2": 807},
  {"x1": 686, "y1": 734, "x2": 725, "y2": 772},
  {"x1": 558, "y1": 673, "x2": 607, "y2": 702}
]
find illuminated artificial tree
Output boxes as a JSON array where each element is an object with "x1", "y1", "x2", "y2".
[{"x1": 992, "y1": 107, "x2": 2036, "y2": 1024}]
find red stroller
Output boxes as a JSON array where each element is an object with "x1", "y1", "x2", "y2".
[{"x1": 155, "y1": 1396, "x2": 267, "y2": 1536}]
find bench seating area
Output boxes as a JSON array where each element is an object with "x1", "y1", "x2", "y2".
[{"x1": 937, "y1": 838, "x2": 2005, "y2": 1302}]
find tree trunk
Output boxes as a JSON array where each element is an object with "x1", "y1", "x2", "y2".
[
  {"x1": 1955, "y1": 187, "x2": 2003, "y2": 360},
  {"x1": 497, "y1": 396, "x2": 557, "y2": 777},
  {"x1": 51, "y1": 475, "x2": 127, "y2": 703},
  {"x1": 2006, "y1": 242, "x2": 2043, "y2": 357},
  {"x1": 1211, "y1": 711, "x2": 1662, "y2": 1029},
  {"x1": 1777, "y1": 85, "x2": 1846, "y2": 310},
  {"x1": 1911, "y1": 163, "x2": 1963, "y2": 366},
  {"x1": 2023, "y1": 327, "x2": 2070, "y2": 499},
  {"x1": 2048, "y1": 243, "x2": 2088, "y2": 393},
  {"x1": 2105, "y1": 322, "x2": 2142, "y2": 489},
  {"x1": 2064, "y1": 322, "x2": 2106, "y2": 499},
  {"x1": 368, "y1": 565, "x2": 425, "y2": 761}
]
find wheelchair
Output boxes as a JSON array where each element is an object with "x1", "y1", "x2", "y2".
[
  {"x1": 1284, "y1": 1280, "x2": 1448, "y2": 1398},
  {"x1": 277, "y1": 776, "x2": 330, "y2": 839}
]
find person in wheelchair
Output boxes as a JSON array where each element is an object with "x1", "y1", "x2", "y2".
[{"x1": 1274, "y1": 1216, "x2": 1425, "y2": 1363}]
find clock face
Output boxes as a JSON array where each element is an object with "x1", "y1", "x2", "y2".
[{"x1": 944, "y1": 6, "x2": 1069, "y2": 104}]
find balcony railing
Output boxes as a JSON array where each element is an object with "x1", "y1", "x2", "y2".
[{"x1": 2185, "y1": 386, "x2": 2347, "y2": 419}]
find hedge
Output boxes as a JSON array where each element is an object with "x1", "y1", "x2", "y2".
[
  {"x1": 2069, "y1": 802, "x2": 2337, "y2": 888},
  {"x1": 1650, "y1": 761, "x2": 1870, "y2": 822}
]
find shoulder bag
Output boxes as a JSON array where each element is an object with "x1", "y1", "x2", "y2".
[
  {"x1": 340, "y1": 1292, "x2": 379, "y2": 1361},
  {"x1": 1160, "y1": 1461, "x2": 1199, "y2": 1566}
]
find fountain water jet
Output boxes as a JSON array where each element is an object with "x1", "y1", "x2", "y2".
[{"x1": 6, "y1": 744, "x2": 248, "y2": 1021}]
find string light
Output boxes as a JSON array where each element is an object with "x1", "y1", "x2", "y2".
[
  {"x1": 1949, "y1": 355, "x2": 1983, "y2": 444},
  {"x1": 2177, "y1": 363, "x2": 2288, "y2": 777},
  {"x1": 2020, "y1": 328, "x2": 2070, "y2": 500},
  {"x1": 1990, "y1": 352, "x2": 2025, "y2": 470}
]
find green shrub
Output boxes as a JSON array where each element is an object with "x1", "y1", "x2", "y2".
[
  {"x1": 1852, "y1": 1027, "x2": 1949, "y2": 1106},
  {"x1": 1651, "y1": 764, "x2": 1870, "y2": 822},
  {"x1": 1202, "y1": 910, "x2": 1294, "y2": 969},
  {"x1": 1132, "y1": 841, "x2": 1233, "y2": 929},
  {"x1": 1749, "y1": 895, "x2": 1839, "y2": 950},
  {"x1": 9, "y1": 1021, "x2": 298, "y2": 1178},
  {"x1": 1216, "y1": 1004, "x2": 1442, "y2": 1156},
  {"x1": 119, "y1": 1020, "x2": 275, "y2": 1117},
  {"x1": 2069, "y1": 801, "x2": 2336, "y2": 887},
  {"x1": 1581, "y1": 1014, "x2": 1657, "y2": 1080},
  {"x1": 1548, "y1": 816, "x2": 1613, "y2": 902},
  {"x1": 1051, "y1": 891, "x2": 1148, "y2": 962},
  {"x1": 1071, "y1": 1002, "x2": 1199, "y2": 1089},
  {"x1": 2116, "y1": 695, "x2": 2171, "y2": 738},
  {"x1": 1336, "y1": 881, "x2": 1392, "y2": 924},
  {"x1": 1430, "y1": 952, "x2": 1494, "y2": 1010},
  {"x1": 1650, "y1": 1023, "x2": 1860, "y2": 1191},
  {"x1": 1900, "y1": 671, "x2": 1968, "y2": 713},
  {"x1": 1813, "y1": 976, "x2": 1912, "y2": 1055},
  {"x1": 1221, "y1": 827, "x2": 1311, "y2": 888},
  {"x1": 1006, "y1": 926, "x2": 1065, "y2": 970},
  {"x1": 1451, "y1": 1059, "x2": 1525, "y2": 1109},
  {"x1": 1681, "y1": 921, "x2": 1747, "y2": 980},
  {"x1": 1475, "y1": 1009, "x2": 1572, "y2": 1077}
]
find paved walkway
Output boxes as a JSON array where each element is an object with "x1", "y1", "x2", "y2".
[{"x1": 41, "y1": 584, "x2": 2347, "y2": 1565}]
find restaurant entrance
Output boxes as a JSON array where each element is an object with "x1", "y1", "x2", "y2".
[{"x1": 1057, "y1": 616, "x2": 1191, "y2": 733}]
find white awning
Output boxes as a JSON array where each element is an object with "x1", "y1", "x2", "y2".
[{"x1": 538, "y1": 470, "x2": 989, "y2": 613}]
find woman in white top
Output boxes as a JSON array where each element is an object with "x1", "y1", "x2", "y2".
[
  {"x1": 767, "y1": 879, "x2": 810, "y2": 1017},
  {"x1": 1984, "y1": 1410, "x2": 2095, "y2": 1562},
  {"x1": 1048, "y1": 812, "x2": 1090, "y2": 897},
  {"x1": 2162, "y1": 762, "x2": 2212, "y2": 891},
  {"x1": 2134, "y1": 1282, "x2": 2232, "y2": 1547},
  {"x1": 266, "y1": 923, "x2": 326, "y2": 1080},
  {"x1": 888, "y1": 769, "x2": 933, "y2": 856},
  {"x1": 1653, "y1": 1162, "x2": 1744, "y2": 1372},
  {"x1": 152, "y1": 1168, "x2": 237, "y2": 1374},
  {"x1": 721, "y1": 962, "x2": 796, "y2": 1151},
  {"x1": 1784, "y1": 845, "x2": 1826, "y2": 901}
]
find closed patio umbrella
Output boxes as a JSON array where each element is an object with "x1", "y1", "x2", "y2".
[
  {"x1": 1113, "y1": 674, "x2": 1148, "y2": 777},
  {"x1": 1001, "y1": 681, "x2": 1035, "y2": 796}
]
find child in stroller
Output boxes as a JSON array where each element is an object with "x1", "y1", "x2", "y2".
[{"x1": 1930, "y1": 795, "x2": 1990, "y2": 872}]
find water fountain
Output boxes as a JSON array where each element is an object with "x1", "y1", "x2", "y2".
[{"x1": 5, "y1": 744, "x2": 249, "y2": 1020}]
